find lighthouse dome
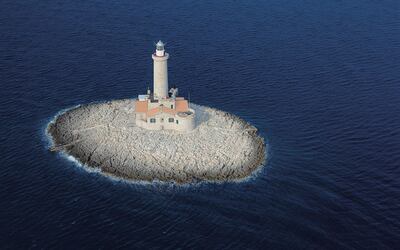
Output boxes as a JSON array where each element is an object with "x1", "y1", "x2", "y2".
[{"x1": 156, "y1": 40, "x2": 165, "y2": 51}]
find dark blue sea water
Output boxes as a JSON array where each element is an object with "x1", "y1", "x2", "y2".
[{"x1": 1, "y1": 0, "x2": 399, "y2": 249}]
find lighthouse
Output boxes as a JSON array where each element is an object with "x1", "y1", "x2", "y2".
[
  {"x1": 152, "y1": 41, "x2": 169, "y2": 98},
  {"x1": 135, "y1": 41, "x2": 195, "y2": 132}
]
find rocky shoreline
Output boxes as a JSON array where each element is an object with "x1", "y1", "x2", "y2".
[{"x1": 47, "y1": 99, "x2": 266, "y2": 183}]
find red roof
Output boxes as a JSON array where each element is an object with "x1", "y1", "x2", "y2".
[{"x1": 135, "y1": 100, "x2": 148, "y2": 113}]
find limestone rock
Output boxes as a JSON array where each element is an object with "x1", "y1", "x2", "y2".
[{"x1": 47, "y1": 99, "x2": 266, "y2": 183}]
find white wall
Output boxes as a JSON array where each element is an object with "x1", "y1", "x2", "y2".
[
  {"x1": 135, "y1": 111, "x2": 195, "y2": 132},
  {"x1": 152, "y1": 53, "x2": 169, "y2": 98}
]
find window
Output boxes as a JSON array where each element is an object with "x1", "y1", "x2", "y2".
[
  {"x1": 170, "y1": 105, "x2": 173, "y2": 109},
  {"x1": 176, "y1": 120, "x2": 179, "y2": 124},
  {"x1": 150, "y1": 118, "x2": 156, "y2": 123},
  {"x1": 168, "y1": 118, "x2": 174, "y2": 123}
]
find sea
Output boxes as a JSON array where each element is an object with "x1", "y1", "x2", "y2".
[{"x1": 0, "y1": 0, "x2": 399, "y2": 249}]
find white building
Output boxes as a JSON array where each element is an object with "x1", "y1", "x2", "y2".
[{"x1": 135, "y1": 41, "x2": 195, "y2": 132}]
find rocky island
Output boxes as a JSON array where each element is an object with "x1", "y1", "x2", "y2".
[{"x1": 47, "y1": 42, "x2": 266, "y2": 183}]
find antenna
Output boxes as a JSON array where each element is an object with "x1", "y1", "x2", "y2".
[
  {"x1": 147, "y1": 84, "x2": 151, "y2": 95},
  {"x1": 188, "y1": 91, "x2": 191, "y2": 109}
]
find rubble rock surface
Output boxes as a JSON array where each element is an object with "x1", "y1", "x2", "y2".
[{"x1": 47, "y1": 99, "x2": 266, "y2": 183}]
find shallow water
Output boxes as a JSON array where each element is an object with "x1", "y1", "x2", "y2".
[{"x1": 1, "y1": 0, "x2": 399, "y2": 249}]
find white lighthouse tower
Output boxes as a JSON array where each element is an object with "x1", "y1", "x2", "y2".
[
  {"x1": 135, "y1": 41, "x2": 195, "y2": 132},
  {"x1": 152, "y1": 41, "x2": 169, "y2": 98}
]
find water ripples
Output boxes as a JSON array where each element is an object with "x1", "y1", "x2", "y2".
[{"x1": 1, "y1": 0, "x2": 400, "y2": 248}]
